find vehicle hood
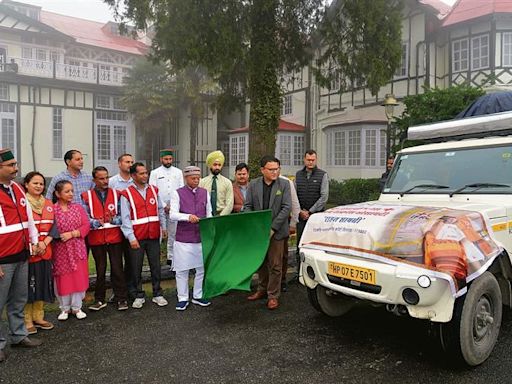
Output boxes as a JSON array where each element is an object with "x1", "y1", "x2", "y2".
[{"x1": 299, "y1": 202, "x2": 503, "y2": 296}]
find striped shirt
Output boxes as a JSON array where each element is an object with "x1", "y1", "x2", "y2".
[{"x1": 46, "y1": 170, "x2": 94, "y2": 204}]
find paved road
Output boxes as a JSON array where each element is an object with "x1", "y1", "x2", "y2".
[{"x1": 1, "y1": 283, "x2": 512, "y2": 384}]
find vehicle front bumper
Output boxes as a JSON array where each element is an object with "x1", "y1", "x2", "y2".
[{"x1": 299, "y1": 247, "x2": 456, "y2": 322}]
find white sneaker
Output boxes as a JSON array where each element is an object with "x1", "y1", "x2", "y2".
[
  {"x1": 75, "y1": 310, "x2": 87, "y2": 320},
  {"x1": 57, "y1": 311, "x2": 68, "y2": 321},
  {"x1": 132, "y1": 298, "x2": 145, "y2": 309},
  {"x1": 152, "y1": 296, "x2": 168, "y2": 307}
]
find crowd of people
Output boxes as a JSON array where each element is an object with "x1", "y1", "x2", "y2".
[{"x1": 0, "y1": 146, "x2": 328, "y2": 363}]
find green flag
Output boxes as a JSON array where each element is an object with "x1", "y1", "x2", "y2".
[{"x1": 200, "y1": 210, "x2": 272, "y2": 299}]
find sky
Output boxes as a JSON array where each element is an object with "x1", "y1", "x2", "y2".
[
  {"x1": 19, "y1": 0, "x2": 458, "y2": 24},
  {"x1": 18, "y1": 0, "x2": 118, "y2": 23}
]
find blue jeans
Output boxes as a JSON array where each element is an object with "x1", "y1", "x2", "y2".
[{"x1": 0, "y1": 260, "x2": 29, "y2": 349}]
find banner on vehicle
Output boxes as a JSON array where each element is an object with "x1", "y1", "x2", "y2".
[{"x1": 300, "y1": 203, "x2": 503, "y2": 296}]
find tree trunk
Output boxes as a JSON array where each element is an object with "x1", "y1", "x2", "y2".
[{"x1": 247, "y1": 0, "x2": 281, "y2": 177}]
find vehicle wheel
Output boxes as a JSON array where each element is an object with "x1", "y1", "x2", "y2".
[
  {"x1": 307, "y1": 285, "x2": 354, "y2": 317},
  {"x1": 439, "y1": 272, "x2": 502, "y2": 366}
]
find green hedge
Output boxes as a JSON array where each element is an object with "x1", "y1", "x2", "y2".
[{"x1": 328, "y1": 178, "x2": 381, "y2": 207}]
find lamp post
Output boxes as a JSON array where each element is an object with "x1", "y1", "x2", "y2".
[{"x1": 381, "y1": 93, "x2": 399, "y2": 160}]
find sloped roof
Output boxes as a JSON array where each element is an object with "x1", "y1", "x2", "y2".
[
  {"x1": 229, "y1": 119, "x2": 305, "y2": 134},
  {"x1": 443, "y1": 0, "x2": 512, "y2": 27},
  {"x1": 419, "y1": 0, "x2": 452, "y2": 19},
  {"x1": 40, "y1": 10, "x2": 148, "y2": 55}
]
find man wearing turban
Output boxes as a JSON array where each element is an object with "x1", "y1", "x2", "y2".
[{"x1": 199, "y1": 150, "x2": 233, "y2": 216}]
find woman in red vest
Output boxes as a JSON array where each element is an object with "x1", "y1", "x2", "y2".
[
  {"x1": 51, "y1": 180, "x2": 90, "y2": 321},
  {"x1": 23, "y1": 172, "x2": 55, "y2": 335}
]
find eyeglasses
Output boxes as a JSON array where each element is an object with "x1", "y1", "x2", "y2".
[{"x1": 0, "y1": 162, "x2": 17, "y2": 168}]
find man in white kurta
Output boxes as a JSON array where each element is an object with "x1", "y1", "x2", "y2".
[
  {"x1": 170, "y1": 166, "x2": 212, "y2": 311},
  {"x1": 149, "y1": 148, "x2": 184, "y2": 268}
]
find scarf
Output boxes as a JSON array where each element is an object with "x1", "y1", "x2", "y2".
[{"x1": 27, "y1": 193, "x2": 45, "y2": 215}]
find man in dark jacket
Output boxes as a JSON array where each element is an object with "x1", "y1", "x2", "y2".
[
  {"x1": 244, "y1": 156, "x2": 291, "y2": 310},
  {"x1": 295, "y1": 150, "x2": 329, "y2": 273}
]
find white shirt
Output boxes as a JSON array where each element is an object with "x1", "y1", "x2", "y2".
[{"x1": 149, "y1": 165, "x2": 184, "y2": 206}]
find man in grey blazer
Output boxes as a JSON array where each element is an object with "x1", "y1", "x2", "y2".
[{"x1": 244, "y1": 155, "x2": 291, "y2": 310}]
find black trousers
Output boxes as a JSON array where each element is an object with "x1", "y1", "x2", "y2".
[
  {"x1": 91, "y1": 242, "x2": 127, "y2": 302},
  {"x1": 129, "y1": 239, "x2": 162, "y2": 299},
  {"x1": 121, "y1": 238, "x2": 135, "y2": 298}
]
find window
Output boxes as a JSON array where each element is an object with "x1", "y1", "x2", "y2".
[
  {"x1": 36, "y1": 49, "x2": 47, "y2": 62},
  {"x1": 503, "y1": 32, "x2": 512, "y2": 67},
  {"x1": 333, "y1": 131, "x2": 346, "y2": 166},
  {"x1": 52, "y1": 108, "x2": 63, "y2": 159},
  {"x1": 0, "y1": 83, "x2": 9, "y2": 101},
  {"x1": 471, "y1": 35, "x2": 489, "y2": 70},
  {"x1": 282, "y1": 95, "x2": 292, "y2": 115},
  {"x1": 229, "y1": 135, "x2": 247, "y2": 166},
  {"x1": 22, "y1": 47, "x2": 32, "y2": 59},
  {"x1": 501, "y1": 32, "x2": 512, "y2": 67},
  {"x1": 293, "y1": 136, "x2": 304, "y2": 165},
  {"x1": 95, "y1": 109, "x2": 129, "y2": 168},
  {"x1": 0, "y1": 103, "x2": 16, "y2": 157},
  {"x1": 279, "y1": 135, "x2": 292, "y2": 166},
  {"x1": 97, "y1": 124, "x2": 110, "y2": 160},
  {"x1": 348, "y1": 130, "x2": 360, "y2": 166},
  {"x1": 113, "y1": 125, "x2": 127, "y2": 159},
  {"x1": 365, "y1": 130, "x2": 376, "y2": 166},
  {"x1": 112, "y1": 96, "x2": 124, "y2": 110},
  {"x1": 50, "y1": 51, "x2": 61, "y2": 63},
  {"x1": 1, "y1": 118, "x2": 14, "y2": 151},
  {"x1": 452, "y1": 38, "x2": 469, "y2": 72},
  {"x1": 326, "y1": 126, "x2": 386, "y2": 168},
  {"x1": 96, "y1": 95, "x2": 110, "y2": 109},
  {"x1": 277, "y1": 133, "x2": 304, "y2": 166},
  {"x1": 394, "y1": 42, "x2": 408, "y2": 78}
]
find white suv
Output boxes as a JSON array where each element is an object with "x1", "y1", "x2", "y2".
[{"x1": 299, "y1": 111, "x2": 512, "y2": 366}]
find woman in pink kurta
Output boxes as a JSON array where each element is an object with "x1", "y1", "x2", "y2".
[{"x1": 51, "y1": 180, "x2": 90, "y2": 321}]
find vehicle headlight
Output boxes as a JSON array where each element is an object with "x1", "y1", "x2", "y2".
[{"x1": 417, "y1": 275, "x2": 431, "y2": 288}]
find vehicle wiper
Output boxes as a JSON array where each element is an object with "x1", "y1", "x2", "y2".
[
  {"x1": 399, "y1": 184, "x2": 450, "y2": 197},
  {"x1": 449, "y1": 183, "x2": 511, "y2": 197}
]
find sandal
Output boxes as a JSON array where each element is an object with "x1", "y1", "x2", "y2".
[{"x1": 34, "y1": 320, "x2": 54, "y2": 330}]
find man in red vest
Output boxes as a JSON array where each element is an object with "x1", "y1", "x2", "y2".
[
  {"x1": 0, "y1": 149, "x2": 43, "y2": 363},
  {"x1": 120, "y1": 162, "x2": 168, "y2": 309},
  {"x1": 82, "y1": 166, "x2": 128, "y2": 312}
]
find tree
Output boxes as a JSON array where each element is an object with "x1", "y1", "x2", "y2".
[
  {"x1": 122, "y1": 59, "x2": 217, "y2": 167},
  {"x1": 107, "y1": 0, "x2": 403, "y2": 171},
  {"x1": 122, "y1": 59, "x2": 180, "y2": 165},
  {"x1": 393, "y1": 85, "x2": 486, "y2": 151}
]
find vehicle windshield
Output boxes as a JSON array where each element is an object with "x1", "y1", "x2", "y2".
[{"x1": 383, "y1": 144, "x2": 512, "y2": 194}]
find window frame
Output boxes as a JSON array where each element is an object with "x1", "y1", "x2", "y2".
[
  {"x1": 52, "y1": 107, "x2": 63, "y2": 160},
  {"x1": 326, "y1": 125, "x2": 387, "y2": 168},
  {"x1": 471, "y1": 34, "x2": 489, "y2": 70},
  {"x1": 452, "y1": 38, "x2": 469, "y2": 73},
  {"x1": 394, "y1": 42, "x2": 409, "y2": 79}
]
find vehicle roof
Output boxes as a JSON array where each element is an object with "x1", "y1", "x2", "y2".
[
  {"x1": 400, "y1": 135, "x2": 512, "y2": 154},
  {"x1": 408, "y1": 111, "x2": 512, "y2": 141}
]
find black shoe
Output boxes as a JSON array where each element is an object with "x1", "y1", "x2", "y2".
[{"x1": 12, "y1": 337, "x2": 42, "y2": 348}]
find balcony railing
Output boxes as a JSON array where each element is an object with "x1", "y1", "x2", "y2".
[{"x1": 3, "y1": 58, "x2": 126, "y2": 86}]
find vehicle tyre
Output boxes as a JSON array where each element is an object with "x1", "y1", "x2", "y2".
[
  {"x1": 439, "y1": 272, "x2": 502, "y2": 366},
  {"x1": 307, "y1": 285, "x2": 354, "y2": 317}
]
